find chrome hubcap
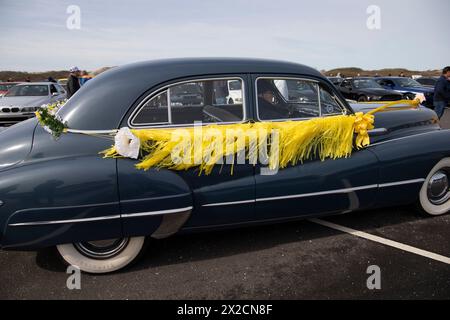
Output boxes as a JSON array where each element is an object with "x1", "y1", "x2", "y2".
[
  {"x1": 427, "y1": 170, "x2": 450, "y2": 205},
  {"x1": 74, "y1": 238, "x2": 129, "y2": 260}
]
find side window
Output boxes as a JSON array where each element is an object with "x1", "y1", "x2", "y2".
[
  {"x1": 131, "y1": 78, "x2": 245, "y2": 126},
  {"x1": 320, "y1": 85, "x2": 345, "y2": 115},
  {"x1": 132, "y1": 90, "x2": 169, "y2": 125},
  {"x1": 257, "y1": 78, "x2": 320, "y2": 120},
  {"x1": 384, "y1": 80, "x2": 395, "y2": 87},
  {"x1": 340, "y1": 80, "x2": 350, "y2": 88}
]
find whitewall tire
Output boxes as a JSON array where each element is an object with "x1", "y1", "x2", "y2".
[
  {"x1": 57, "y1": 236, "x2": 145, "y2": 274},
  {"x1": 418, "y1": 158, "x2": 450, "y2": 216}
]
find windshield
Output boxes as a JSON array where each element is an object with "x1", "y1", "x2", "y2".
[
  {"x1": 396, "y1": 78, "x2": 422, "y2": 88},
  {"x1": 5, "y1": 85, "x2": 49, "y2": 97},
  {"x1": 352, "y1": 79, "x2": 383, "y2": 89}
]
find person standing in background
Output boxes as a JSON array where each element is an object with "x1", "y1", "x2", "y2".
[
  {"x1": 67, "y1": 66, "x2": 81, "y2": 98},
  {"x1": 79, "y1": 70, "x2": 92, "y2": 86},
  {"x1": 433, "y1": 66, "x2": 450, "y2": 119}
]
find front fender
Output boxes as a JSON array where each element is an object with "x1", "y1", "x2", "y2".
[
  {"x1": 369, "y1": 129, "x2": 450, "y2": 207},
  {"x1": 0, "y1": 127, "x2": 121, "y2": 250}
]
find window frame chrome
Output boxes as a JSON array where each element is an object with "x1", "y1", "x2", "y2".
[{"x1": 128, "y1": 76, "x2": 247, "y2": 129}]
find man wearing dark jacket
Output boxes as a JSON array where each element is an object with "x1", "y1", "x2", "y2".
[
  {"x1": 433, "y1": 66, "x2": 450, "y2": 119},
  {"x1": 67, "y1": 66, "x2": 81, "y2": 99}
]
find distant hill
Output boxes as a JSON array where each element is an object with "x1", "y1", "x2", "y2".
[
  {"x1": 0, "y1": 66, "x2": 114, "y2": 82},
  {"x1": 0, "y1": 66, "x2": 440, "y2": 82},
  {"x1": 324, "y1": 67, "x2": 441, "y2": 77}
]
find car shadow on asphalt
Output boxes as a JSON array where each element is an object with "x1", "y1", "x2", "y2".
[{"x1": 34, "y1": 205, "x2": 429, "y2": 274}]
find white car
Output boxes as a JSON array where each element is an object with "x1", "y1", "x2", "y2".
[
  {"x1": 226, "y1": 79, "x2": 243, "y2": 104},
  {"x1": 0, "y1": 82, "x2": 66, "y2": 126}
]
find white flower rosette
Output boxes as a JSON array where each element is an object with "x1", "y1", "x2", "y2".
[
  {"x1": 115, "y1": 127, "x2": 140, "y2": 159},
  {"x1": 414, "y1": 93, "x2": 426, "y2": 104}
]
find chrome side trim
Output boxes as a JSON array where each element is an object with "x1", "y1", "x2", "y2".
[
  {"x1": 8, "y1": 215, "x2": 122, "y2": 227},
  {"x1": 255, "y1": 184, "x2": 378, "y2": 202},
  {"x1": 120, "y1": 193, "x2": 191, "y2": 203},
  {"x1": 202, "y1": 199, "x2": 255, "y2": 207},
  {"x1": 201, "y1": 179, "x2": 426, "y2": 207},
  {"x1": 379, "y1": 178, "x2": 425, "y2": 188},
  {"x1": 121, "y1": 206, "x2": 193, "y2": 218},
  {"x1": 8, "y1": 206, "x2": 193, "y2": 227}
]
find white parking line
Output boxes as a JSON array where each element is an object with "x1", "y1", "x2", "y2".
[{"x1": 309, "y1": 218, "x2": 450, "y2": 265}]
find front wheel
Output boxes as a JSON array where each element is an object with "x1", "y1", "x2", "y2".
[
  {"x1": 57, "y1": 236, "x2": 145, "y2": 273},
  {"x1": 418, "y1": 158, "x2": 450, "y2": 216}
]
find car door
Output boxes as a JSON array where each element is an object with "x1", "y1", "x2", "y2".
[
  {"x1": 117, "y1": 75, "x2": 256, "y2": 237},
  {"x1": 252, "y1": 75, "x2": 380, "y2": 220}
]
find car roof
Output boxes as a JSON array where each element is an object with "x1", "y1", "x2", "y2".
[
  {"x1": 376, "y1": 77, "x2": 404, "y2": 79},
  {"x1": 15, "y1": 82, "x2": 53, "y2": 86},
  {"x1": 346, "y1": 77, "x2": 374, "y2": 80},
  {"x1": 58, "y1": 58, "x2": 325, "y2": 130}
]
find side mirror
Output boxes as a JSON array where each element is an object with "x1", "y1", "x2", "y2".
[{"x1": 52, "y1": 92, "x2": 59, "y2": 96}]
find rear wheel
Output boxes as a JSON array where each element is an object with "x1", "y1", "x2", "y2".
[
  {"x1": 418, "y1": 158, "x2": 450, "y2": 216},
  {"x1": 57, "y1": 236, "x2": 145, "y2": 273}
]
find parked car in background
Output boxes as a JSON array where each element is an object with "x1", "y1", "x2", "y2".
[
  {"x1": 226, "y1": 79, "x2": 243, "y2": 104},
  {"x1": 0, "y1": 82, "x2": 20, "y2": 97},
  {"x1": 0, "y1": 58, "x2": 448, "y2": 273},
  {"x1": 416, "y1": 77, "x2": 439, "y2": 88},
  {"x1": 375, "y1": 77, "x2": 434, "y2": 107},
  {"x1": 327, "y1": 77, "x2": 343, "y2": 86},
  {"x1": 0, "y1": 82, "x2": 66, "y2": 126},
  {"x1": 169, "y1": 82, "x2": 204, "y2": 106},
  {"x1": 338, "y1": 77, "x2": 403, "y2": 102}
]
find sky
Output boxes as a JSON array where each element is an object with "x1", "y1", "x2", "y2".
[{"x1": 0, "y1": 0, "x2": 448, "y2": 72}]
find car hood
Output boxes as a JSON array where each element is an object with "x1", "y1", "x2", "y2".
[
  {"x1": 349, "y1": 102, "x2": 439, "y2": 143},
  {"x1": 350, "y1": 101, "x2": 419, "y2": 113},
  {"x1": 0, "y1": 96, "x2": 50, "y2": 108},
  {"x1": 0, "y1": 119, "x2": 36, "y2": 171},
  {"x1": 399, "y1": 86, "x2": 434, "y2": 94},
  {"x1": 357, "y1": 88, "x2": 400, "y2": 96}
]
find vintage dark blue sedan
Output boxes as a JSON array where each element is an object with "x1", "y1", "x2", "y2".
[{"x1": 0, "y1": 58, "x2": 448, "y2": 273}]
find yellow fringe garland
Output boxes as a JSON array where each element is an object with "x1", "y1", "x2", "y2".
[{"x1": 101, "y1": 99, "x2": 421, "y2": 175}]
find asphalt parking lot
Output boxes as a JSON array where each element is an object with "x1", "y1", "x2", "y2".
[{"x1": 1, "y1": 110, "x2": 449, "y2": 300}]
